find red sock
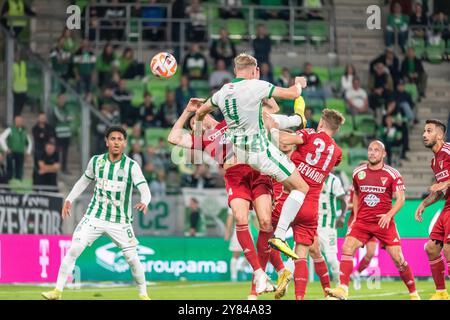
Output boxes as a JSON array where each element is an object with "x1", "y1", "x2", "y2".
[
  {"x1": 313, "y1": 257, "x2": 331, "y2": 292},
  {"x1": 250, "y1": 275, "x2": 256, "y2": 296},
  {"x1": 398, "y1": 261, "x2": 416, "y2": 293},
  {"x1": 294, "y1": 258, "x2": 308, "y2": 300},
  {"x1": 429, "y1": 256, "x2": 446, "y2": 291},
  {"x1": 236, "y1": 224, "x2": 261, "y2": 271},
  {"x1": 357, "y1": 255, "x2": 372, "y2": 273},
  {"x1": 340, "y1": 254, "x2": 354, "y2": 287},
  {"x1": 256, "y1": 229, "x2": 272, "y2": 271},
  {"x1": 269, "y1": 249, "x2": 285, "y2": 272}
]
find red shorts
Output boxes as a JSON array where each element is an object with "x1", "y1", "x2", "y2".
[
  {"x1": 429, "y1": 207, "x2": 450, "y2": 244},
  {"x1": 347, "y1": 219, "x2": 401, "y2": 247},
  {"x1": 224, "y1": 164, "x2": 272, "y2": 207},
  {"x1": 348, "y1": 214, "x2": 377, "y2": 244}
]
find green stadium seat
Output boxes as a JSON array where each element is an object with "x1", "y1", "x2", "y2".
[
  {"x1": 328, "y1": 66, "x2": 345, "y2": 90},
  {"x1": 8, "y1": 179, "x2": 33, "y2": 194},
  {"x1": 293, "y1": 21, "x2": 307, "y2": 42},
  {"x1": 308, "y1": 21, "x2": 328, "y2": 43},
  {"x1": 348, "y1": 147, "x2": 367, "y2": 166},
  {"x1": 325, "y1": 98, "x2": 346, "y2": 114},
  {"x1": 426, "y1": 42, "x2": 445, "y2": 64},
  {"x1": 405, "y1": 83, "x2": 418, "y2": 102},
  {"x1": 266, "y1": 20, "x2": 288, "y2": 40},
  {"x1": 226, "y1": 19, "x2": 248, "y2": 40},
  {"x1": 145, "y1": 128, "x2": 171, "y2": 146},
  {"x1": 312, "y1": 66, "x2": 328, "y2": 85},
  {"x1": 409, "y1": 38, "x2": 426, "y2": 59},
  {"x1": 354, "y1": 115, "x2": 377, "y2": 137},
  {"x1": 273, "y1": 66, "x2": 283, "y2": 80}
]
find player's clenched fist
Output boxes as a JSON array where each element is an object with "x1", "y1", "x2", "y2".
[
  {"x1": 295, "y1": 76, "x2": 307, "y2": 88},
  {"x1": 61, "y1": 201, "x2": 72, "y2": 220}
]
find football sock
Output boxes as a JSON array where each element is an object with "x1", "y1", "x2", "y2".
[
  {"x1": 294, "y1": 258, "x2": 308, "y2": 300},
  {"x1": 357, "y1": 255, "x2": 372, "y2": 273},
  {"x1": 56, "y1": 241, "x2": 85, "y2": 291},
  {"x1": 398, "y1": 261, "x2": 416, "y2": 294},
  {"x1": 339, "y1": 254, "x2": 354, "y2": 287},
  {"x1": 313, "y1": 257, "x2": 331, "y2": 291},
  {"x1": 274, "y1": 190, "x2": 305, "y2": 240},
  {"x1": 250, "y1": 276, "x2": 257, "y2": 296},
  {"x1": 269, "y1": 249, "x2": 285, "y2": 272},
  {"x1": 230, "y1": 257, "x2": 238, "y2": 281},
  {"x1": 429, "y1": 256, "x2": 446, "y2": 291},
  {"x1": 257, "y1": 228, "x2": 273, "y2": 270},
  {"x1": 270, "y1": 114, "x2": 301, "y2": 129},
  {"x1": 123, "y1": 247, "x2": 147, "y2": 296},
  {"x1": 236, "y1": 224, "x2": 261, "y2": 271},
  {"x1": 326, "y1": 254, "x2": 340, "y2": 283}
]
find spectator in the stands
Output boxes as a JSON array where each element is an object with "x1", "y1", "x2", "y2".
[
  {"x1": 50, "y1": 36, "x2": 72, "y2": 81},
  {"x1": 33, "y1": 140, "x2": 60, "y2": 189},
  {"x1": 253, "y1": 24, "x2": 272, "y2": 65},
  {"x1": 157, "y1": 90, "x2": 181, "y2": 128},
  {"x1": 210, "y1": 28, "x2": 237, "y2": 69},
  {"x1": 401, "y1": 47, "x2": 427, "y2": 99},
  {"x1": 370, "y1": 47, "x2": 400, "y2": 86},
  {"x1": 129, "y1": 123, "x2": 146, "y2": 152},
  {"x1": 219, "y1": 0, "x2": 244, "y2": 19},
  {"x1": 185, "y1": 0, "x2": 207, "y2": 42},
  {"x1": 100, "y1": 0, "x2": 126, "y2": 41},
  {"x1": 340, "y1": 64, "x2": 356, "y2": 95},
  {"x1": 176, "y1": 75, "x2": 197, "y2": 114},
  {"x1": 82, "y1": 0, "x2": 101, "y2": 41},
  {"x1": 129, "y1": 142, "x2": 146, "y2": 168},
  {"x1": 139, "y1": 92, "x2": 157, "y2": 128},
  {"x1": 113, "y1": 79, "x2": 133, "y2": 126},
  {"x1": 188, "y1": 197, "x2": 201, "y2": 236},
  {"x1": 32, "y1": 112, "x2": 56, "y2": 161},
  {"x1": 304, "y1": 0, "x2": 324, "y2": 20},
  {"x1": 368, "y1": 62, "x2": 394, "y2": 125},
  {"x1": 145, "y1": 145, "x2": 166, "y2": 171},
  {"x1": 182, "y1": 43, "x2": 208, "y2": 80},
  {"x1": 143, "y1": 162, "x2": 158, "y2": 186},
  {"x1": 409, "y1": 1, "x2": 428, "y2": 42},
  {"x1": 392, "y1": 79, "x2": 416, "y2": 125},
  {"x1": 61, "y1": 27, "x2": 77, "y2": 54},
  {"x1": 259, "y1": 62, "x2": 274, "y2": 83},
  {"x1": 96, "y1": 43, "x2": 119, "y2": 88},
  {"x1": 305, "y1": 108, "x2": 318, "y2": 130},
  {"x1": 0, "y1": 152, "x2": 8, "y2": 184},
  {"x1": 53, "y1": 92, "x2": 73, "y2": 174},
  {"x1": 99, "y1": 85, "x2": 120, "y2": 119},
  {"x1": 379, "y1": 115, "x2": 403, "y2": 165},
  {"x1": 73, "y1": 39, "x2": 96, "y2": 94},
  {"x1": 430, "y1": 11, "x2": 450, "y2": 48},
  {"x1": 12, "y1": 51, "x2": 28, "y2": 116},
  {"x1": 385, "y1": 2, "x2": 409, "y2": 53},
  {"x1": 345, "y1": 77, "x2": 369, "y2": 115},
  {"x1": 299, "y1": 62, "x2": 325, "y2": 100},
  {"x1": 118, "y1": 47, "x2": 142, "y2": 79},
  {"x1": 0, "y1": 0, "x2": 36, "y2": 37},
  {"x1": 0, "y1": 115, "x2": 32, "y2": 181},
  {"x1": 209, "y1": 59, "x2": 233, "y2": 90},
  {"x1": 257, "y1": 0, "x2": 289, "y2": 20},
  {"x1": 150, "y1": 170, "x2": 167, "y2": 197},
  {"x1": 139, "y1": 0, "x2": 166, "y2": 41},
  {"x1": 275, "y1": 67, "x2": 292, "y2": 88},
  {"x1": 385, "y1": 98, "x2": 410, "y2": 159}
]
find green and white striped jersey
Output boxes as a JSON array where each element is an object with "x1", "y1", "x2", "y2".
[
  {"x1": 211, "y1": 78, "x2": 275, "y2": 152},
  {"x1": 83, "y1": 153, "x2": 147, "y2": 224},
  {"x1": 318, "y1": 173, "x2": 345, "y2": 229}
]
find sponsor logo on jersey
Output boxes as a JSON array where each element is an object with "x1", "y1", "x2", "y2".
[
  {"x1": 358, "y1": 171, "x2": 366, "y2": 180},
  {"x1": 381, "y1": 177, "x2": 388, "y2": 186},
  {"x1": 207, "y1": 126, "x2": 228, "y2": 142},
  {"x1": 435, "y1": 170, "x2": 449, "y2": 181},
  {"x1": 363, "y1": 194, "x2": 380, "y2": 207},
  {"x1": 360, "y1": 185, "x2": 386, "y2": 193}
]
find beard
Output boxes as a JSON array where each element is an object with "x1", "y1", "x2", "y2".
[
  {"x1": 423, "y1": 140, "x2": 436, "y2": 149},
  {"x1": 368, "y1": 158, "x2": 382, "y2": 165}
]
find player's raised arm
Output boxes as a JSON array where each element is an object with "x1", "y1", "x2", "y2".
[
  {"x1": 167, "y1": 98, "x2": 204, "y2": 148},
  {"x1": 63, "y1": 157, "x2": 96, "y2": 219},
  {"x1": 271, "y1": 76, "x2": 307, "y2": 100},
  {"x1": 262, "y1": 97, "x2": 280, "y2": 114},
  {"x1": 195, "y1": 98, "x2": 215, "y2": 121},
  {"x1": 131, "y1": 164, "x2": 151, "y2": 214}
]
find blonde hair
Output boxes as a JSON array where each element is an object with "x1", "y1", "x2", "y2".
[
  {"x1": 234, "y1": 53, "x2": 257, "y2": 70},
  {"x1": 321, "y1": 108, "x2": 345, "y2": 132}
]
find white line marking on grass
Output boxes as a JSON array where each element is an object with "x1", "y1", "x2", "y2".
[{"x1": 351, "y1": 289, "x2": 425, "y2": 299}]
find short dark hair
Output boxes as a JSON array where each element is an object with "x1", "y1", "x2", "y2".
[
  {"x1": 426, "y1": 119, "x2": 447, "y2": 134},
  {"x1": 105, "y1": 126, "x2": 127, "y2": 139}
]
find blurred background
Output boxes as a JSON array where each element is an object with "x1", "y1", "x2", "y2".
[{"x1": 0, "y1": 0, "x2": 449, "y2": 286}]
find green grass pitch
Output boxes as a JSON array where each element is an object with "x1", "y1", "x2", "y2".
[{"x1": 0, "y1": 280, "x2": 447, "y2": 300}]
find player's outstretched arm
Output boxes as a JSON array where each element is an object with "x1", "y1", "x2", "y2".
[
  {"x1": 167, "y1": 98, "x2": 204, "y2": 148},
  {"x1": 429, "y1": 180, "x2": 450, "y2": 193},
  {"x1": 271, "y1": 76, "x2": 307, "y2": 100},
  {"x1": 270, "y1": 128, "x2": 304, "y2": 147},
  {"x1": 377, "y1": 190, "x2": 405, "y2": 229},
  {"x1": 262, "y1": 97, "x2": 280, "y2": 114}
]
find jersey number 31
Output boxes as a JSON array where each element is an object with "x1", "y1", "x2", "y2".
[{"x1": 306, "y1": 138, "x2": 335, "y2": 171}]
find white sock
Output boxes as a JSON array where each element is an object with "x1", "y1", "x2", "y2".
[
  {"x1": 328, "y1": 256, "x2": 340, "y2": 282},
  {"x1": 270, "y1": 114, "x2": 301, "y2": 129},
  {"x1": 56, "y1": 242, "x2": 85, "y2": 291},
  {"x1": 274, "y1": 190, "x2": 306, "y2": 240},
  {"x1": 230, "y1": 257, "x2": 238, "y2": 281},
  {"x1": 123, "y1": 248, "x2": 147, "y2": 296}
]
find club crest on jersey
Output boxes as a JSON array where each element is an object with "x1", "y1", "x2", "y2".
[
  {"x1": 358, "y1": 171, "x2": 366, "y2": 180},
  {"x1": 116, "y1": 168, "x2": 125, "y2": 179},
  {"x1": 364, "y1": 194, "x2": 380, "y2": 207},
  {"x1": 98, "y1": 158, "x2": 106, "y2": 168},
  {"x1": 381, "y1": 177, "x2": 388, "y2": 186}
]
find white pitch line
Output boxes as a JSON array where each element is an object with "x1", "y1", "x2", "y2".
[{"x1": 351, "y1": 289, "x2": 425, "y2": 299}]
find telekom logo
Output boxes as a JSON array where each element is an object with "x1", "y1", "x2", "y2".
[{"x1": 39, "y1": 239, "x2": 50, "y2": 278}]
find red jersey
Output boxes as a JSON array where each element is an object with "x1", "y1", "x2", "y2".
[
  {"x1": 352, "y1": 163, "x2": 405, "y2": 224},
  {"x1": 431, "y1": 142, "x2": 450, "y2": 210},
  {"x1": 290, "y1": 129, "x2": 343, "y2": 201},
  {"x1": 191, "y1": 120, "x2": 233, "y2": 164}
]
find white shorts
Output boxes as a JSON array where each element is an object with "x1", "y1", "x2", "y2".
[
  {"x1": 234, "y1": 141, "x2": 296, "y2": 182},
  {"x1": 317, "y1": 227, "x2": 338, "y2": 255},
  {"x1": 73, "y1": 215, "x2": 139, "y2": 249}
]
